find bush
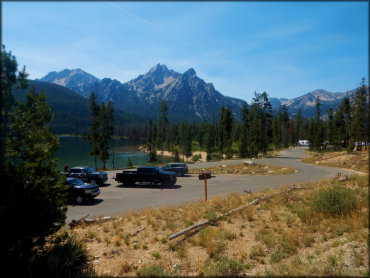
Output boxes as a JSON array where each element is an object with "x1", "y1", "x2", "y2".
[
  {"x1": 127, "y1": 158, "x2": 133, "y2": 168},
  {"x1": 202, "y1": 255, "x2": 244, "y2": 276},
  {"x1": 191, "y1": 153, "x2": 202, "y2": 162},
  {"x1": 33, "y1": 234, "x2": 92, "y2": 277},
  {"x1": 310, "y1": 186, "x2": 358, "y2": 216},
  {"x1": 137, "y1": 263, "x2": 167, "y2": 277}
]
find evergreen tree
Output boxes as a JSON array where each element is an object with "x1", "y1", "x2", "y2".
[
  {"x1": 239, "y1": 102, "x2": 249, "y2": 157},
  {"x1": 205, "y1": 117, "x2": 216, "y2": 160},
  {"x1": 294, "y1": 109, "x2": 303, "y2": 142},
  {"x1": 87, "y1": 92, "x2": 100, "y2": 169},
  {"x1": 333, "y1": 106, "x2": 346, "y2": 149},
  {"x1": 351, "y1": 79, "x2": 368, "y2": 143},
  {"x1": 313, "y1": 97, "x2": 324, "y2": 151},
  {"x1": 340, "y1": 97, "x2": 352, "y2": 149},
  {"x1": 0, "y1": 45, "x2": 28, "y2": 169},
  {"x1": 220, "y1": 106, "x2": 233, "y2": 158},
  {"x1": 248, "y1": 102, "x2": 260, "y2": 157},
  {"x1": 327, "y1": 108, "x2": 335, "y2": 148},
  {"x1": 98, "y1": 101, "x2": 114, "y2": 169},
  {"x1": 157, "y1": 99, "x2": 169, "y2": 162},
  {"x1": 107, "y1": 100, "x2": 115, "y2": 168},
  {"x1": 261, "y1": 92, "x2": 272, "y2": 155},
  {"x1": 2, "y1": 86, "x2": 67, "y2": 276}
]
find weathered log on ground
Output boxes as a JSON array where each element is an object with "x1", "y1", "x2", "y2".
[{"x1": 168, "y1": 185, "x2": 307, "y2": 241}]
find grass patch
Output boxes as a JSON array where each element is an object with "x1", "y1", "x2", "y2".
[
  {"x1": 202, "y1": 255, "x2": 244, "y2": 276},
  {"x1": 311, "y1": 185, "x2": 358, "y2": 216}
]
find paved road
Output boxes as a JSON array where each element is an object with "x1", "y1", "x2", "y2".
[{"x1": 65, "y1": 147, "x2": 354, "y2": 224}]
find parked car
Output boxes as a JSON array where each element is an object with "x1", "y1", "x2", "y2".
[
  {"x1": 162, "y1": 163, "x2": 188, "y2": 177},
  {"x1": 65, "y1": 177, "x2": 100, "y2": 204},
  {"x1": 66, "y1": 166, "x2": 108, "y2": 185},
  {"x1": 115, "y1": 166, "x2": 177, "y2": 186}
]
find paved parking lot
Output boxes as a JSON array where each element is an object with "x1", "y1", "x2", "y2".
[{"x1": 66, "y1": 148, "x2": 354, "y2": 224}]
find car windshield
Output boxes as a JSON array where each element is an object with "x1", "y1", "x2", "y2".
[
  {"x1": 69, "y1": 179, "x2": 84, "y2": 186},
  {"x1": 86, "y1": 168, "x2": 96, "y2": 173}
]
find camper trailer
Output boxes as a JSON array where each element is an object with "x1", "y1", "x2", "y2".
[{"x1": 298, "y1": 140, "x2": 309, "y2": 146}]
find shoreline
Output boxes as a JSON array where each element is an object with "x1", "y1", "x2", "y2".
[{"x1": 138, "y1": 145, "x2": 207, "y2": 162}]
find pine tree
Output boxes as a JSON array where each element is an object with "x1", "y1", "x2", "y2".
[
  {"x1": 294, "y1": 109, "x2": 303, "y2": 142},
  {"x1": 107, "y1": 100, "x2": 115, "y2": 168},
  {"x1": 239, "y1": 102, "x2": 249, "y2": 157},
  {"x1": 157, "y1": 99, "x2": 169, "y2": 162},
  {"x1": 98, "y1": 101, "x2": 114, "y2": 169},
  {"x1": 220, "y1": 106, "x2": 233, "y2": 158},
  {"x1": 0, "y1": 45, "x2": 28, "y2": 169},
  {"x1": 313, "y1": 96, "x2": 324, "y2": 151},
  {"x1": 87, "y1": 92, "x2": 100, "y2": 169},
  {"x1": 327, "y1": 108, "x2": 335, "y2": 148},
  {"x1": 333, "y1": 107, "x2": 346, "y2": 150},
  {"x1": 351, "y1": 79, "x2": 368, "y2": 143},
  {"x1": 3, "y1": 86, "x2": 66, "y2": 275}
]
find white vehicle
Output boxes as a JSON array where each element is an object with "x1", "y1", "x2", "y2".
[{"x1": 298, "y1": 140, "x2": 309, "y2": 146}]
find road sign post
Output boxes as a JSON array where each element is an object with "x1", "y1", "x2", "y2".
[{"x1": 198, "y1": 172, "x2": 212, "y2": 201}]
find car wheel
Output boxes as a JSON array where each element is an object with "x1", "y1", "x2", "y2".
[
  {"x1": 76, "y1": 196, "x2": 83, "y2": 204},
  {"x1": 181, "y1": 172, "x2": 185, "y2": 177}
]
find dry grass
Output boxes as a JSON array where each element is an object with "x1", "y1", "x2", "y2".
[
  {"x1": 69, "y1": 175, "x2": 368, "y2": 276},
  {"x1": 189, "y1": 163, "x2": 296, "y2": 175},
  {"x1": 302, "y1": 150, "x2": 368, "y2": 173}
]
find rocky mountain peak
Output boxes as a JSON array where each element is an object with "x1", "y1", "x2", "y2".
[
  {"x1": 148, "y1": 63, "x2": 169, "y2": 75},
  {"x1": 183, "y1": 68, "x2": 196, "y2": 78}
]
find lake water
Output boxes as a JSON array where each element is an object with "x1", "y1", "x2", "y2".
[{"x1": 53, "y1": 136, "x2": 171, "y2": 170}]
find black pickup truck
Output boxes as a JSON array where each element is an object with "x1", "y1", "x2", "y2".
[
  {"x1": 66, "y1": 166, "x2": 108, "y2": 185},
  {"x1": 115, "y1": 166, "x2": 177, "y2": 186}
]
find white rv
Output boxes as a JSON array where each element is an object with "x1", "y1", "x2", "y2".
[{"x1": 298, "y1": 140, "x2": 309, "y2": 146}]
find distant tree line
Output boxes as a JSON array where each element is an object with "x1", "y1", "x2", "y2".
[{"x1": 144, "y1": 84, "x2": 368, "y2": 161}]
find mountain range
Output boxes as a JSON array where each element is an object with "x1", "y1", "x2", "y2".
[{"x1": 37, "y1": 64, "x2": 360, "y2": 121}]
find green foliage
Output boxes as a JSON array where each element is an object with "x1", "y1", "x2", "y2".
[
  {"x1": 202, "y1": 255, "x2": 244, "y2": 276},
  {"x1": 33, "y1": 234, "x2": 92, "y2": 277},
  {"x1": 204, "y1": 207, "x2": 218, "y2": 223},
  {"x1": 137, "y1": 263, "x2": 168, "y2": 277},
  {"x1": 311, "y1": 185, "x2": 358, "y2": 216},
  {"x1": 127, "y1": 158, "x2": 133, "y2": 168},
  {"x1": 173, "y1": 149, "x2": 180, "y2": 162},
  {"x1": 191, "y1": 153, "x2": 201, "y2": 162},
  {"x1": 1, "y1": 84, "x2": 67, "y2": 276},
  {"x1": 87, "y1": 92, "x2": 100, "y2": 169}
]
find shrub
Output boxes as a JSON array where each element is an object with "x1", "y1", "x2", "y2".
[
  {"x1": 34, "y1": 235, "x2": 92, "y2": 277},
  {"x1": 204, "y1": 207, "x2": 218, "y2": 223},
  {"x1": 191, "y1": 154, "x2": 202, "y2": 162},
  {"x1": 151, "y1": 251, "x2": 161, "y2": 259},
  {"x1": 137, "y1": 263, "x2": 167, "y2": 277},
  {"x1": 127, "y1": 158, "x2": 133, "y2": 168},
  {"x1": 311, "y1": 186, "x2": 358, "y2": 216},
  {"x1": 202, "y1": 256, "x2": 244, "y2": 276}
]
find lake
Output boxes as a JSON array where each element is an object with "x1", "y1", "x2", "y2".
[{"x1": 53, "y1": 136, "x2": 171, "y2": 170}]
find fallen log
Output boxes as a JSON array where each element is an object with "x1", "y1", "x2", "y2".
[
  {"x1": 168, "y1": 185, "x2": 306, "y2": 241},
  {"x1": 132, "y1": 227, "x2": 146, "y2": 236},
  {"x1": 69, "y1": 214, "x2": 89, "y2": 229}
]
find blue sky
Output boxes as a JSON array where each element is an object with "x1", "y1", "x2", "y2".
[{"x1": 2, "y1": 1, "x2": 368, "y2": 102}]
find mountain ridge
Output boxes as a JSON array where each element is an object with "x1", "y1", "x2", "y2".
[{"x1": 38, "y1": 65, "x2": 360, "y2": 120}]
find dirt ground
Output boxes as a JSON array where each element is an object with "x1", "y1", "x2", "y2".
[
  {"x1": 69, "y1": 175, "x2": 369, "y2": 277},
  {"x1": 302, "y1": 150, "x2": 368, "y2": 173}
]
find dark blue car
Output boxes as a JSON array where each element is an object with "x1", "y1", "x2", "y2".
[{"x1": 65, "y1": 177, "x2": 100, "y2": 204}]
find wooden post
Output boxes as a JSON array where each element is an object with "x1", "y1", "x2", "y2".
[{"x1": 204, "y1": 173, "x2": 207, "y2": 201}]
